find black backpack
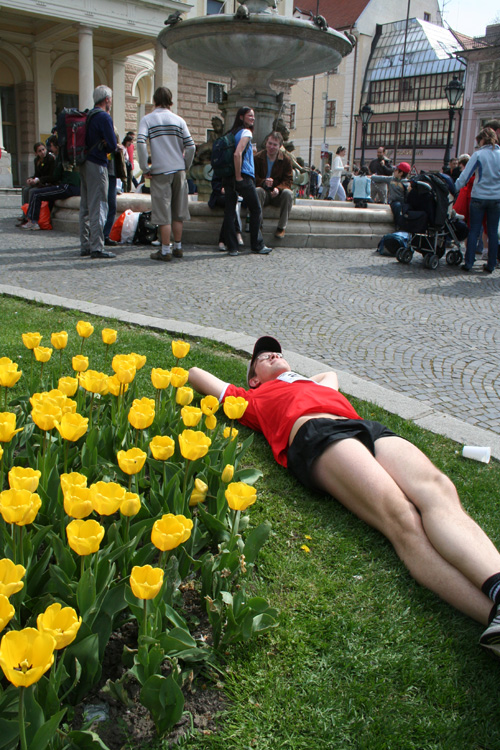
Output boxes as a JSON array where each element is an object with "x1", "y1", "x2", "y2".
[
  {"x1": 211, "y1": 133, "x2": 236, "y2": 179},
  {"x1": 133, "y1": 212, "x2": 158, "y2": 245}
]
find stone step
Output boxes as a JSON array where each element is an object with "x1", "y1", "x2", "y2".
[{"x1": 46, "y1": 193, "x2": 395, "y2": 250}]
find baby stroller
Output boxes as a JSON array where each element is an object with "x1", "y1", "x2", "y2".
[{"x1": 395, "y1": 172, "x2": 465, "y2": 270}]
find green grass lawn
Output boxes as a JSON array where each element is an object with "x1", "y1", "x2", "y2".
[{"x1": 1, "y1": 294, "x2": 499, "y2": 750}]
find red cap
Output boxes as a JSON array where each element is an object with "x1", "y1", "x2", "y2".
[{"x1": 396, "y1": 162, "x2": 411, "y2": 174}]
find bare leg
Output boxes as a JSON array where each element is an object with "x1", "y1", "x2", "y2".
[
  {"x1": 160, "y1": 224, "x2": 171, "y2": 246},
  {"x1": 172, "y1": 220, "x2": 183, "y2": 243},
  {"x1": 312, "y1": 437, "x2": 495, "y2": 623}
]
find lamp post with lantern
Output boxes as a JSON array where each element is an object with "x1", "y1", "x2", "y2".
[
  {"x1": 443, "y1": 76, "x2": 464, "y2": 172},
  {"x1": 360, "y1": 104, "x2": 373, "y2": 167}
]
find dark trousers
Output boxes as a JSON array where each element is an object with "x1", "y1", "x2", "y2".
[
  {"x1": 211, "y1": 194, "x2": 242, "y2": 244},
  {"x1": 27, "y1": 183, "x2": 80, "y2": 221},
  {"x1": 104, "y1": 175, "x2": 117, "y2": 239},
  {"x1": 222, "y1": 175, "x2": 264, "y2": 253}
]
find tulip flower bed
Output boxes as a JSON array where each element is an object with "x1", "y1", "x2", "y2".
[{"x1": 0, "y1": 313, "x2": 278, "y2": 750}]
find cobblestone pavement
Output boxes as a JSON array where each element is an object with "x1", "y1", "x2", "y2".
[{"x1": 1, "y1": 206, "x2": 500, "y2": 435}]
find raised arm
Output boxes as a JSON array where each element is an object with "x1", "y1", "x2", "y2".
[
  {"x1": 309, "y1": 371, "x2": 339, "y2": 390},
  {"x1": 188, "y1": 366, "x2": 227, "y2": 398}
]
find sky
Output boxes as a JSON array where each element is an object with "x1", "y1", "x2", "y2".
[{"x1": 439, "y1": 0, "x2": 499, "y2": 37}]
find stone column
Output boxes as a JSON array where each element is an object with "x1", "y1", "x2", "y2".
[
  {"x1": 154, "y1": 41, "x2": 178, "y2": 111},
  {"x1": 0, "y1": 95, "x2": 13, "y2": 187},
  {"x1": 111, "y1": 58, "x2": 126, "y2": 137},
  {"x1": 79, "y1": 26, "x2": 95, "y2": 110},
  {"x1": 34, "y1": 45, "x2": 54, "y2": 137}
]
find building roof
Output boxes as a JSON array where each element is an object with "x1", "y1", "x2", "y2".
[
  {"x1": 294, "y1": 0, "x2": 371, "y2": 30},
  {"x1": 365, "y1": 18, "x2": 464, "y2": 82}
]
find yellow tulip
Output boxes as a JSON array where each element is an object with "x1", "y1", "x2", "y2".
[
  {"x1": 0, "y1": 489, "x2": 42, "y2": 525},
  {"x1": 170, "y1": 367, "x2": 189, "y2": 388},
  {"x1": 149, "y1": 435, "x2": 175, "y2": 461},
  {"x1": 111, "y1": 354, "x2": 136, "y2": 372},
  {"x1": 200, "y1": 395, "x2": 220, "y2": 416},
  {"x1": 181, "y1": 406, "x2": 202, "y2": 428},
  {"x1": 37, "y1": 603, "x2": 82, "y2": 649},
  {"x1": 101, "y1": 328, "x2": 117, "y2": 345},
  {"x1": 223, "y1": 396, "x2": 249, "y2": 420},
  {"x1": 22, "y1": 332, "x2": 42, "y2": 350},
  {"x1": 130, "y1": 565, "x2": 164, "y2": 600},
  {"x1": 120, "y1": 492, "x2": 141, "y2": 517},
  {"x1": 60, "y1": 472, "x2": 88, "y2": 496},
  {"x1": 115, "y1": 363, "x2": 136, "y2": 385},
  {"x1": 189, "y1": 478, "x2": 208, "y2": 507},
  {"x1": 0, "y1": 559, "x2": 26, "y2": 597},
  {"x1": 171, "y1": 340, "x2": 190, "y2": 359},
  {"x1": 225, "y1": 482, "x2": 257, "y2": 511},
  {"x1": 55, "y1": 413, "x2": 88, "y2": 442},
  {"x1": 205, "y1": 414, "x2": 217, "y2": 431},
  {"x1": 133, "y1": 397, "x2": 155, "y2": 410},
  {"x1": 221, "y1": 464, "x2": 234, "y2": 483},
  {"x1": 175, "y1": 386, "x2": 194, "y2": 406},
  {"x1": 128, "y1": 403, "x2": 154, "y2": 430},
  {"x1": 79, "y1": 370, "x2": 109, "y2": 395},
  {"x1": 57, "y1": 376, "x2": 78, "y2": 397},
  {"x1": 117, "y1": 448, "x2": 147, "y2": 475},
  {"x1": 178, "y1": 430, "x2": 212, "y2": 461},
  {"x1": 0, "y1": 446, "x2": 3, "y2": 461},
  {"x1": 0, "y1": 413, "x2": 23, "y2": 443},
  {"x1": 8, "y1": 467, "x2": 41, "y2": 493},
  {"x1": 63, "y1": 486, "x2": 93, "y2": 519},
  {"x1": 89, "y1": 481, "x2": 126, "y2": 515},
  {"x1": 151, "y1": 513, "x2": 193, "y2": 551},
  {"x1": 50, "y1": 331, "x2": 68, "y2": 350},
  {"x1": 106, "y1": 374, "x2": 128, "y2": 397},
  {"x1": 76, "y1": 320, "x2": 94, "y2": 339},
  {"x1": 130, "y1": 353, "x2": 147, "y2": 370},
  {"x1": 0, "y1": 627, "x2": 56, "y2": 687},
  {"x1": 151, "y1": 368, "x2": 171, "y2": 389},
  {"x1": 34, "y1": 346, "x2": 52, "y2": 363},
  {"x1": 66, "y1": 519, "x2": 105, "y2": 555},
  {"x1": 0, "y1": 594, "x2": 14, "y2": 634},
  {"x1": 32, "y1": 402, "x2": 62, "y2": 431},
  {"x1": 0, "y1": 362, "x2": 22, "y2": 388},
  {"x1": 72, "y1": 355, "x2": 89, "y2": 373}
]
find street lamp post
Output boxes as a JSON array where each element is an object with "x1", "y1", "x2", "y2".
[
  {"x1": 360, "y1": 104, "x2": 373, "y2": 167},
  {"x1": 443, "y1": 76, "x2": 464, "y2": 172}
]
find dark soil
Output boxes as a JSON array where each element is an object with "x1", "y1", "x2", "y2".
[{"x1": 71, "y1": 587, "x2": 226, "y2": 749}]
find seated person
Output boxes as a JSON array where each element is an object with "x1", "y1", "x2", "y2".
[
  {"x1": 189, "y1": 336, "x2": 500, "y2": 658},
  {"x1": 255, "y1": 131, "x2": 293, "y2": 239},
  {"x1": 208, "y1": 176, "x2": 243, "y2": 251},
  {"x1": 352, "y1": 166, "x2": 372, "y2": 208},
  {"x1": 22, "y1": 135, "x2": 80, "y2": 231},
  {"x1": 18, "y1": 142, "x2": 56, "y2": 226},
  {"x1": 388, "y1": 162, "x2": 411, "y2": 225}
]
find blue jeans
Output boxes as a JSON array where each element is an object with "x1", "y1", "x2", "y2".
[{"x1": 464, "y1": 198, "x2": 500, "y2": 271}]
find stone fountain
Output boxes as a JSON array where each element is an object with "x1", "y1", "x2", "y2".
[{"x1": 159, "y1": 0, "x2": 353, "y2": 146}]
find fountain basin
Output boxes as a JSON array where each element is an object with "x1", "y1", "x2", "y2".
[{"x1": 160, "y1": 15, "x2": 352, "y2": 91}]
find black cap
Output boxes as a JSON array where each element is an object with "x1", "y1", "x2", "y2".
[{"x1": 247, "y1": 336, "x2": 282, "y2": 384}]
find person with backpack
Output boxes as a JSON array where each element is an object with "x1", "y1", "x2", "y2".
[
  {"x1": 219, "y1": 107, "x2": 272, "y2": 257},
  {"x1": 137, "y1": 86, "x2": 195, "y2": 262},
  {"x1": 79, "y1": 85, "x2": 120, "y2": 259}
]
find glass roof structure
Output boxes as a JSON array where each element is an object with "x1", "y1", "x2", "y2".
[{"x1": 361, "y1": 18, "x2": 466, "y2": 113}]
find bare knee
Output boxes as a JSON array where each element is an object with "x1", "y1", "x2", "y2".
[{"x1": 416, "y1": 469, "x2": 461, "y2": 513}]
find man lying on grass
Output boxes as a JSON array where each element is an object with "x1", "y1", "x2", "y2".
[{"x1": 189, "y1": 336, "x2": 500, "y2": 657}]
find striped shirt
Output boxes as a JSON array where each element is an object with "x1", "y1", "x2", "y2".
[{"x1": 137, "y1": 108, "x2": 195, "y2": 175}]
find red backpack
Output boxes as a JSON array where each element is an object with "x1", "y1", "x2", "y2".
[{"x1": 55, "y1": 108, "x2": 100, "y2": 167}]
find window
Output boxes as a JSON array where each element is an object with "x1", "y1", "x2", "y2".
[
  {"x1": 366, "y1": 118, "x2": 452, "y2": 148},
  {"x1": 477, "y1": 61, "x2": 500, "y2": 93},
  {"x1": 369, "y1": 72, "x2": 464, "y2": 105},
  {"x1": 207, "y1": 0, "x2": 224, "y2": 15},
  {"x1": 207, "y1": 82, "x2": 225, "y2": 104},
  {"x1": 325, "y1": 99, "x2": 336, "y2": 127},
  {"x1": 423, "y1": 12, "x2": 431, "y2": 22},
  {"x1": 289, "y1": 103, "x2": 296, "y2": 130}
]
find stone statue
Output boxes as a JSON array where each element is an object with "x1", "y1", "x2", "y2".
[
  {"x1": 164, "y1": 11, "x2": 183, "y2": 26},
  {"x1": 193, "y1": 116, "x2": 224, "y2": 165}
]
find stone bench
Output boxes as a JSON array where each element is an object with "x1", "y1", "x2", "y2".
[{"x1": 52, "y1": 193, "x2": 395, "y2": 250}]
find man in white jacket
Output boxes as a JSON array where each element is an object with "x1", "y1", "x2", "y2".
[{"x1": 137, "y1": 87, "x2": 195, "y2": 262}]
